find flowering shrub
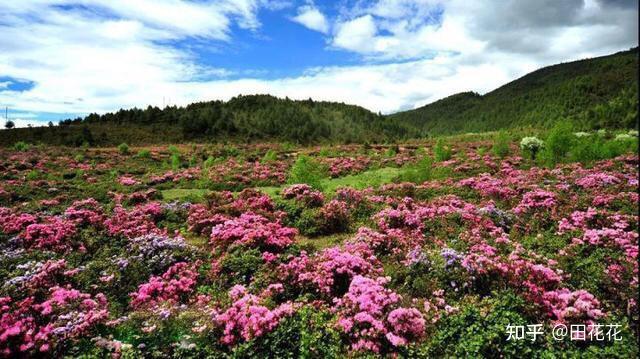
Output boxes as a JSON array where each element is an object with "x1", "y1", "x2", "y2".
[
  {"x1": 575, "y1": 172, "x2": 620, "y2": 189},
  {"x1": 318, "y1": 200, "x2": 350, "y2": 234},
  {"x1": 0, "y1": 209, "x2": 37, "y2": 234},
  {"x1": 130, "y1": 262, "x2": 199, "y2": 309},
  {"x1": 540, "y1": 288, "x2": 604, "y2": 325},
  {"x1": 513, "y1": 189, "x2": 557, "y2": 214},
  {"x1": 21, "y1": 217, "x2": 77, "y2": 252},
  {"x1": 280, "y1": 242, "x2": 382, "y2": 297},
  {"x1": 64, "y1": 198, "x2": 104, "y2": 226},
  {"x1": 4, "y1": 259, "x2": 69, "y2": 295},
  {"x1": 118, "y1": 175, "x2": 140, "y2": 186},
  {"x1": 333, "y1": 276, "x2": 425, "y2": 353},
  {"x1": 210, "y1": 213, "x2": 297, "y2": 253},
  {"x1": 105, "y1": 203, "x2": 165, "y2": 238},
  {"x1": 214, "y1": 285, "x2": 296, "y2": 345},
  {"x1": 281, "y1": 184, "x2": 324, "y2": 207},
  {"x1": 187, "y1": 204, "x2": 229, "y2": 235},
  {"x1": 126, "y1": 233, "x2": 195, "y2": 272},
  {"x1": 0, "y1": 287, "x2": 108, "y2": 356},
  {"x1": 520, "y1": 136, "x2": 544, "y2": 159}
]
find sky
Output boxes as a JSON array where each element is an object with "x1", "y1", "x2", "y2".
[{"x1": 0, "y1": 0, "x2": 637, "y2": 127}]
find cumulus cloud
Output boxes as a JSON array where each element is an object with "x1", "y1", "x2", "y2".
[
  {"x1": 292, "y1": 4, "x2": 330, "y2": 33},
  {"x1": 0, "y1": 0, "x2": 637, "y2": 126}
]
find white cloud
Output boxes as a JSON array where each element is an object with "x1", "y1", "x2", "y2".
[
  {"x1": 333, "y1": 15, "x2": 378, "y2": 53},
  {"x1": 0, "y1": 0, "x2": 637, "y2": 127},
  {"x1": 292, "y1": 5, "x2": 330, "y2": 34}
]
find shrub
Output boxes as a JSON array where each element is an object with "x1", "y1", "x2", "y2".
[
  {"x1": 569, "y1": 135, "x2": 603, "y2": 164},
  {"x1": 117, "y1": 142, "x2": 130, "y2": 155},
  {"x1": 287, "y1": 155, "x2": 327, "y2": 191},
  {"x1": 168, "y1": 145, "x2": 180, "y2": 155},
  {"x1": 492, "y1": 131, "x2": 510, "y2": 158},
  {"x1": 396, "y1": 156, "x2": 433, "y2": 184},
  {"x1": 539, "y1": 122, "x2": 574, "y2": 166},
  {"x1": 422, "y1": 291, "x2": 538, "y2": 357},
  {"x1": 26, "y1": 170, "x2": 40, "y2": 181},
  {"x1": 519, "y1": 136, "x2": 544, "y2": 160},
  {"x1": 231, "y1": 306, "x2": 342, "y2": 358},
  {"x1": 136, "y1": 149, "x2": 151, "y2": 158},
  {"x1": 433, "y1": 139, "x2": 452, "y2": 161},
  {"x1": 384, "y1": 147, "x2": 397, "y2": 157},
  {"x1": 171, "y1": 153, "x2": 181, "y2": 170},
  {"x1": 219, "y1": 248, "x2": 264, "y2": 286},
  {"x1": 13, "y1": 141, "x2": 30, "y2": 152},
  {"x1": 202, "y1": 156, "x2": 216, "y2": 169},
  {"x1": 262, "y1": 149, "x2": 278, "y2": 162}
]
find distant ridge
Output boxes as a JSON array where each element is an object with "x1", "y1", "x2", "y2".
[{"x1": 389, "y1": 47, "x2": 638, "y2": 134}]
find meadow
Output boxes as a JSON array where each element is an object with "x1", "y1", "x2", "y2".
[{"x1": 0, "y1": 127, "x2": 638, "y2": 357}]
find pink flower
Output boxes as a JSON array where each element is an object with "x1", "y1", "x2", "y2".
[{"x1": 118, "y1": 176, "x2": 140, "y2": 186}]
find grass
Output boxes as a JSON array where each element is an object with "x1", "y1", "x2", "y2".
[
  {"x1": 160, "y1": 166, "x2": 403, "y2": 202},
  {"x1": 323, "y1": 167, "x2": 401, "y2": 192},
  {"x1": 297, "y1": 233, "x2": 351, "y2": 251},
  {"x1": 161, "y1": 188, "x2": 210, "y2": 201},
  {"x1": 258, "y1": 166, "x2": 402, "y2": 196}
]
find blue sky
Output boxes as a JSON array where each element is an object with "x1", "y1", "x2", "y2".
[{"x1": 0, "y1": 0, "x2": 637, "y2": 127}]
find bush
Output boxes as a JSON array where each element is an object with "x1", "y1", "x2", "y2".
[
  {"x1": 203, "y1": 156, "x2": 216, "y2": 169},
  {"x1": 26, "y1": 170, "x2": 40, "y2": 181},
  {"x1": 569, "y1": 134, "x2": 637, "y2": 164},
  {"x1": 136, "y1": 149, "x2": 151, "y2": 158},
  {"x1": 13, "y1": 141, "x2": 30, "y2": 152},
  {"x1": 433, "y1": 139, "x2": 452, "y2": 161},
  {"x1": 384, "y1": 147, "x2": 397, "y2": 157},
  {"x1": 287, "y1": 155, "x2": 327, "y2": 190},
  {"x1": 492, "y1": 131, "x2": 510, "y2": 158},
  {"x1": 231, "y1": 306, "x2": 342, "y2": 358},
  {"x1": 262, "y1": 149, "x2": 278, "y2": 162},
  {"x1": 171, "y1": 153, "x2": 181, "y2": 171},
  {"x1": 519, "y1": 136, "x2": 544, "y2": 160},
  {"x1": 295, "y1": 208, "x2": 321, "y2": 237},
  {"x1": 219, "y1": 248, "x2": 264, "y2": 286},
  {"x1": 539, "y1": 122, "x2": 574, "y2": 166},
  {"x1": 117, "y1": 143, "x2": 130, "y2": 155},
  {"x1": 168, "y1": 145, "x2": 180, "y2": 155},
  {"x1": 396, "y1": 156, "x2": 433, "y2": 184},
  {"x1": 422, "y1": 291, "x2": 537, "y2": 357}
]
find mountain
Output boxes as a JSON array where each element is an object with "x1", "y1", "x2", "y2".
[
  {"x1": 389, "y1": 47, "x2": 638, "y2": 135},
  {"x1": 0, "y1": 95, "x2": 410, "y2": 146},
  {"x1": 1, "y1": 47, "x2": 637, "y2": 146}
]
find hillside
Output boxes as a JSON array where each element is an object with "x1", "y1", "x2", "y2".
[
  {"x1": 0, "y1": 96, "x2": 418, "y2": 146},
  {"x1": 0, "y1": 95, "x2": 412, "y2": 146},
  {"x1": 389, "y1": 47, "x2": 638, "y2": 134},
  {"x1": 0, "y1": 47, "x2": 637, "y2": 146}
]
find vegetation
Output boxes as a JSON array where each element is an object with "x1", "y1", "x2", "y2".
[
  {"x1": 389, "y1": 47, "x2": 638, "y2": 134},
  {"x1": 0, "y1": 132, "x2": 637, "y2": 357},
  {"x1": 287, "y1": 155, "x2": 327, "y2": 190}
]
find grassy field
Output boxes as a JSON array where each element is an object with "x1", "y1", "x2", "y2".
[{"x1": 162, "y1": 166, "x2": 403, "y2": 201}]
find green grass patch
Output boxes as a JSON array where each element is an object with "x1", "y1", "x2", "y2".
[
  {"x1": 161, "y1": 188, "x2": 210, "y2": 202},
  {"x1": 256, "y1": 166, "x2": 402, "y2": 196},
  {"x1": 297, "y1": 233, "x2": 350, "y2": 251},
  {"x1": 162, "y1": 167, "x2": 404, "y2": 201}
]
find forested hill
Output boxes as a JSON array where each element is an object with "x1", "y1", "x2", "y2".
[
  {"x1": 1, "y1": 47, "x2": 637, "y2": 146},
  {"x1": 0, "y1": 95, "x2": 412, "y2": 146},
  {"x1": 389, "y1": 47, "x2": 638, "y2": 135}
]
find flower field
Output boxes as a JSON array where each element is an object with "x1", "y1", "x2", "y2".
[{"x1": 0, "y1": 133, "x2": 638, "y2": 357}]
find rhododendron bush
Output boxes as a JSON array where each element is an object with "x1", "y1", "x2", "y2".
[{"x1": 0, "y1": 140, "x2": 637, "y2": 357}]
